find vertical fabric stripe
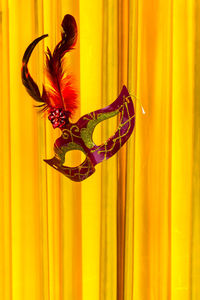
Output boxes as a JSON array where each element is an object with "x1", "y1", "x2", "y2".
[{"x1": 191, "y1": 0, "x2": 200, "y2": 299}]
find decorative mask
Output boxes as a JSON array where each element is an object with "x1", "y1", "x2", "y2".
[{"x1": 22, "y1": 14, "x2": 135, "y2": 181}]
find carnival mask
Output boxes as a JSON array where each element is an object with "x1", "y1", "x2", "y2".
[{"x1": 22, "y1": 14, "x2": 135, "y2": 181}]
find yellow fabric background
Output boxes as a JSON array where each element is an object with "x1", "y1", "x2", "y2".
[{"x1": 0, "y1": 0, "x2": 199, "y2": 299}]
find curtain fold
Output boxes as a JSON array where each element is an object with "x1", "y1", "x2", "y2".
[{"x1": 0, "y1": 0, "x2": 199, "y2": 299}]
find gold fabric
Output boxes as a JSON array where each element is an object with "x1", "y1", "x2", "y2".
[{"x1": 0, "y1": 0, "x2": 199, "y2": 299}]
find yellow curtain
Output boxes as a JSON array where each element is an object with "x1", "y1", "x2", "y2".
[{"x1": 0, "y1": 0, "x2": 199, "y2": 299}]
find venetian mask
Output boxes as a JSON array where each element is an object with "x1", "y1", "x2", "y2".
[{"x1": 22, "y1": 14, "x2": 135, "y2": 181}]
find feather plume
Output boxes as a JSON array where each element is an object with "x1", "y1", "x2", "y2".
[
  {"x1": 44, "y1": 14, "x2": 78, "y2": 116},
  {"x1": 21, "y1": 15, "x2": 78, "y2": 116}
]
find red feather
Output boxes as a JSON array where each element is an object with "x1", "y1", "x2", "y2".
[{"x1": 43, "y1": 14, "x2": 78, "y2": 116}]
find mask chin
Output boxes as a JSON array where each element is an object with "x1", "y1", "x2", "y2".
[{"x1": 44, "y1": 156, "x2": 95, "y2": 182}]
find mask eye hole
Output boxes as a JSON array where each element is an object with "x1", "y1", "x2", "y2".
[
  {"x1": 63, "y1": 150, "x2": 86, "y2": 167},
  {"x1": 93, "y1": 113, "x2": 119, "y2": 146}
]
